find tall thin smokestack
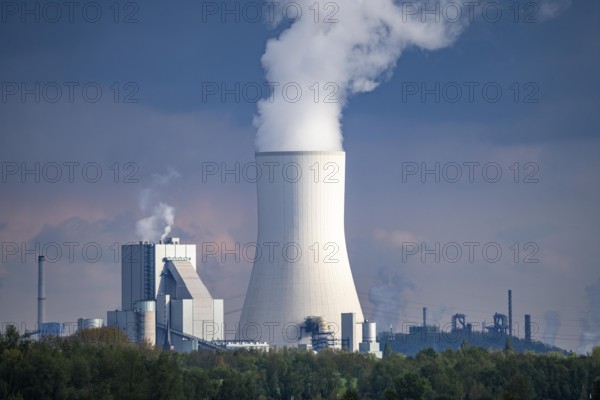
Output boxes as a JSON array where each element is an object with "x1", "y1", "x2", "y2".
[
  {"x1": 423, "y1": 307, "x2": 427, "y2": 328},
  {"x1": 38, "y1": 255, "x2": 45, "y2": 331},
  {"x1": 524, "y1": 314, "x2": 531, "y2": 342},
  {"x1": 508, "y1": 290, "x2": 513, "y2": 337}
]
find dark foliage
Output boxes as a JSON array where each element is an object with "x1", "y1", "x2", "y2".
[{"x1": 1, "y1": 327, "x2": 599, "y2": 400}]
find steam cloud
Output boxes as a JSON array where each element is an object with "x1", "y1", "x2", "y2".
[
  {"x1": 254, "y1": 0, "x2": 465, "y2": 151},
  {"x1": 136, "y1": 203, "x2": 175, "y2": 242},
  {"x1": 368, "y1": 267, "x2": 415, "y2": 331},
  {"x1": 135, "y1": 168, "x2": 180, "y2": 241},
  {"x1": 577, "y1": 277, "x2": 600, "y2": 354},
  {"x1": 543, "y1": 310, "x2": 561, "y2": 347}
]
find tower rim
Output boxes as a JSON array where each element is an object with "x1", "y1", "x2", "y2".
[{"x1": 256, "y1": 151, "x2": 345, "y2": 156}]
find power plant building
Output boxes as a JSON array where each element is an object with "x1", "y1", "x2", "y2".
[
  {"x1": 341, "y1": 312, "x2": 361, "y2": 352},
  {"x1": 359, "y1": 320, "x2": 382, "y2": 359},
  {"x1": 108, "y1": 238, "x2": 223, "y2": 351}
]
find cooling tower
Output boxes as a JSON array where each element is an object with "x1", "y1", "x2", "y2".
[{"x1": 238, "y1": 151, "x2": 364, "y2": 347}]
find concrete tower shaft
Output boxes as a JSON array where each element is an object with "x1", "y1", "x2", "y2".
[{"x1": 239, "y1": 151, "x2": 364, "y2": 346}]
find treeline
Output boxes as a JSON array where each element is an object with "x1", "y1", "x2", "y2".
[{"x1": 1, "y1": 326, "x2": 599, "y2": 400}]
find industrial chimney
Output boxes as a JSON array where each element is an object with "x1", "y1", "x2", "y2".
[
  {"x1": 38, "y1": 255, "x2": 45, "y2": 332},
  {"x1": 239, "y1": 151, "x2": 364, "y2": 346},
  {"x1": 524, "y1": 314, "x2": 531, "y2": 342},
  {"x1": 508, "y1": 289, "x2": 512, "y2": 337}
]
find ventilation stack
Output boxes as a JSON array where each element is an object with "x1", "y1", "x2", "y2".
[
  {"x1": 37, "y1": 255, "x2": 45, "y2": 333},
  {"x1": 508, "y1": 289, "x2": 513, "y2": 337},
  {"x1": 525, "y1": 314, "x2": 531, "y2": 342}
]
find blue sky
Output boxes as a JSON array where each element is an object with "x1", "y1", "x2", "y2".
[{"x1": 0, "y1": 0, "x2": 598, "y2": 352}]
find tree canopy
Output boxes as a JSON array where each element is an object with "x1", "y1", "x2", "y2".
[{"x1": 1, "y1": 327, "x2": 599, "y2": 400}]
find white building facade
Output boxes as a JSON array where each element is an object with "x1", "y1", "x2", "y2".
[{"x1": 108, "y1": 238, "x2": 223, "y2": 351}]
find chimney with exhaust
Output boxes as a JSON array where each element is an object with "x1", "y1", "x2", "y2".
[{"x1": 38, "y1": 255, "x2": 45, "y2": 332}]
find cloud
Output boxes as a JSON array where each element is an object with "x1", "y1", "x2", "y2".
[
  {"x1": 0, "y1": 215, "x2": 137, "y2": 329},
  {"x1": 367, "y1": 266, "x2": 415, "y2": 331},
  {"x1": 537, "y1": 0, "x2": 572, "y2": 21},
  {"x1": 373, "y1": 229, "x2": 425, "y2": 248},
  {"x1": 151, "y1": 168, "x2": 181, "y2": 187}
]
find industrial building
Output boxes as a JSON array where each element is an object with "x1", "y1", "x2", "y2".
[
  {"x1": 108, "y1": 237, "x2": 224, "y2": 352},
  {"x1": 239, "y1": 152, "x2": 364, "y2": 347},
  {"x1": 23, "y1": 157, "x2": 549, "y2": 357},
  {"x1": 342, "y1": 312, "x2": 361, "y2": 352},
  {"x1": 77, "y1": 318, "x2": 104, "y2": 331},
  {"x1": 359, "y1": 321, "x2": 382, "y2": 359}
]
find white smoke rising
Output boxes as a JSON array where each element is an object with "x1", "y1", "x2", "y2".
[
  {"x1": 135, "y1": 203, "x2": 175, "y2": 241},
  {"x1": 255, "y1": 0, "x2": 466, "y2": 151},
  {"x1": 135, "y1": 168, "x2": 180, "y2": 241},
  {"x1": 543, "y1": 310, "x2": 561, "y2": 346},
  {"x1": 368, "y1": 267, "x2": 415, "y2": 331},
  {"x1": 577, "y1": 277, "x2": 600, "y2": 354}
]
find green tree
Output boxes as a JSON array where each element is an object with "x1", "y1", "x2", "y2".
[
  {"x1": 182, "y1": 368, "x2": 219, "y2": 399},
  {"x1": 384, "y1": 340, "x2": 393, "y2": 358},
  {"x1": 17, "y1": 343, "x2": 68, "y2": 400},
  {"x1": 395, "y1": 373, "x2": 429, "y2": 400},
  {"x1": 341, "y1": 388, "x2": 360, "y2": 400},
  {"x1": 149, "y1": 352, "x2": 184, "y2": 400},
  {"x1": 503, "y1": 372, "x2": 535, "y2": 400},
  {"x1": 73, "y1": 327, "x2": 131, "y2": 346},
  {"x1": 384, "y1": 388, "x2": 398, "y2": 400},
  {"x1": 0, "y1": 325, "x2": 21, "y2": 352},
  {"x1": 592, "y1": 376, "x2": 600, "y2": 399}
]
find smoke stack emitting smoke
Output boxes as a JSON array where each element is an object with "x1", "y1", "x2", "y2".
[
  {"x1": 135, "y1": 169, "x2": 180, "y2": 241},
  {"x1": 136, "y1": 203, "x2": 175, "y2": 241},
  {"x1": 254, "y1": 0, "x2": 465, "y2": 151}
]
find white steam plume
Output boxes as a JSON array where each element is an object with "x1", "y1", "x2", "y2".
[
  {"x1": 368, "y1": 267, "x2": 415, "y2": 332},
  {"x1": 135, "y1": 168, "x2": 180, "y2": 241},
  {"x1": 577, "y1": 277, "x2": 600, "y2": 354},
  {"x1": 543, "y1": 310, "x2": 561, "y2": 347},
  {"x1": 135, "y1": 203, "x2": 175, "y2": 242},
  {"x1": 254, "y1": 0, "x2": 465, "y2": 151}
]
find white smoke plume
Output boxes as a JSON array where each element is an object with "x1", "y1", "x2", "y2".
[
  {"x1": 254, "y1": 0, "x2": 466, "y2": 151},
  {"x1": 136, "y1": 203, "x2": 175, "y2": 242},
  {"x1": 135, "y1": 168, "x2": 180, "y2": 241},
  {"x1": 543, "y1": 310, "x2": 561, "y2": 347},
  {"x1": 368, "y1": 267, "x2": 415, "y2": 332},
  {"x1": 577, "y1": 277, "x2": 600, "y2": 354}
]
